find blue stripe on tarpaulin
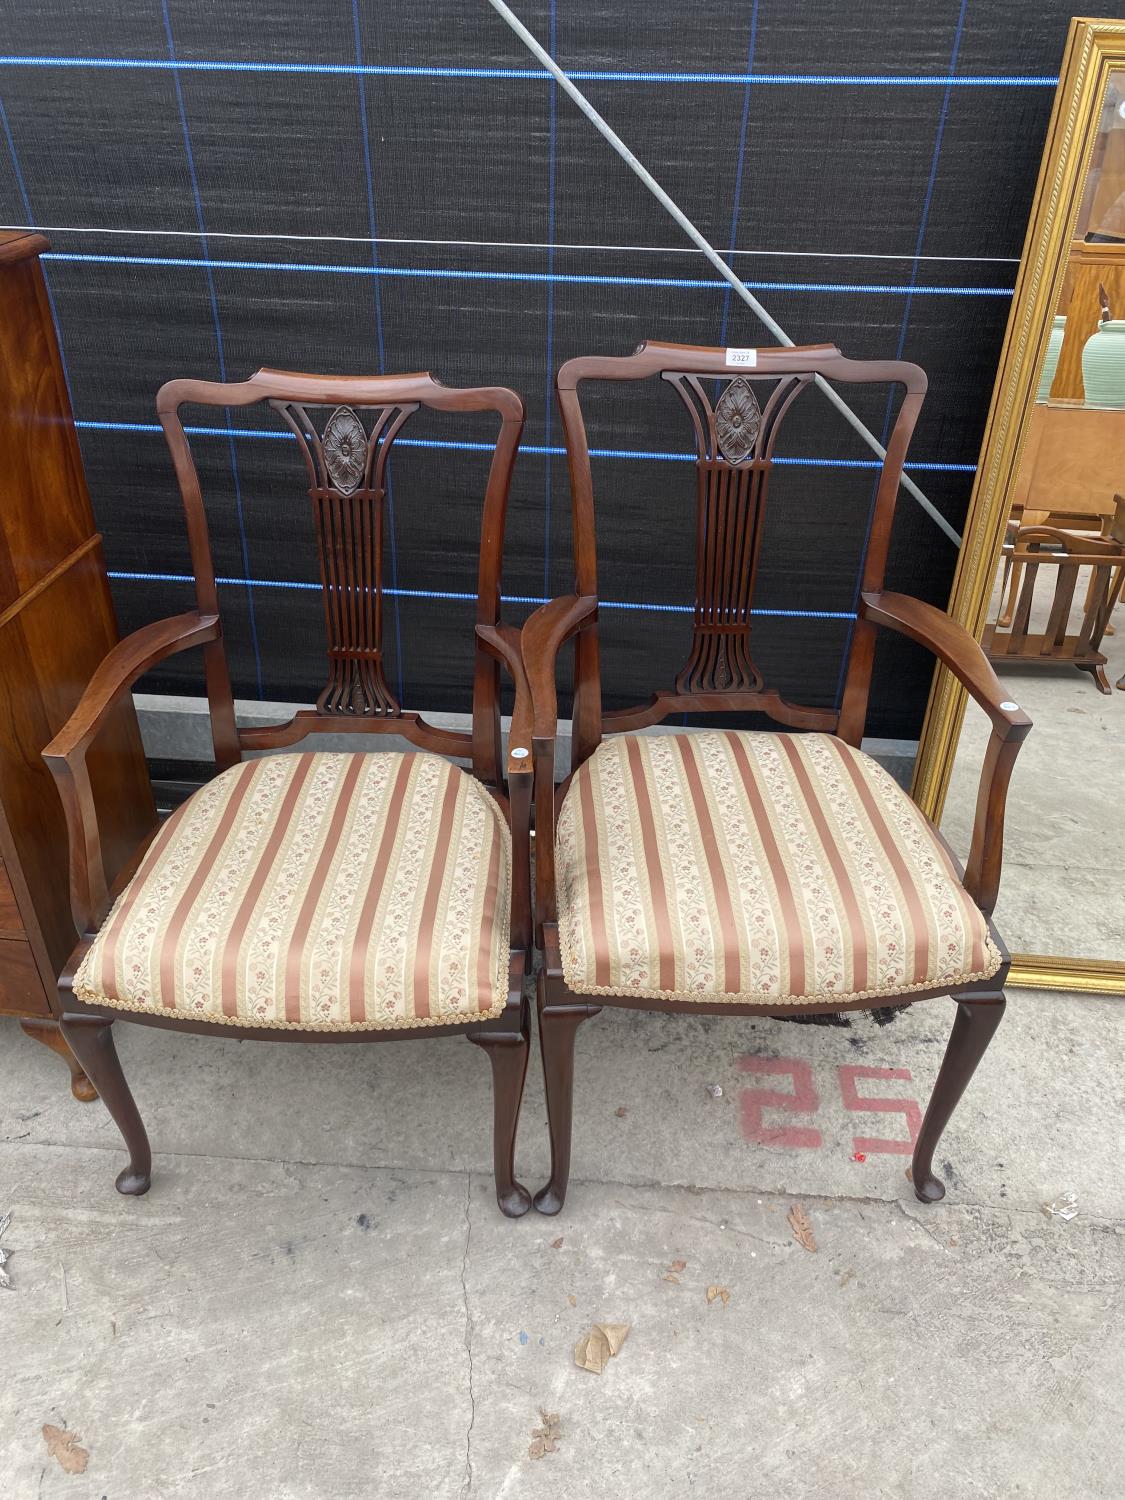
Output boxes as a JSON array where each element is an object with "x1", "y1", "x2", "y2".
[
  {"x1": 160, "y1": 0, "x2": 263, "y2": 698},
  {"x1": 72, "y1": 420, "x2": 978, "y2": 471},
  {"x1": 41, "y1": 250, "x2": 1014, "y2": 296},
  {"x1": 0, "y1": 56, "x2": 1059, "y2": 85},
  {"x1": 72, "y1": 418, "x2": 976, "y2": 471},
  {"x1": 105, "y1": 569, "x2": 856, "y2": 619}
]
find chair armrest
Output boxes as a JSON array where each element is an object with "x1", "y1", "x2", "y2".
[
  {"x1": 859, "y1": 590, "x2": 1032, "y2": 916},
  {"x1": 42, "y1": 611, "x2": 221, "y2": 934},
  {"x1": 519, "y1": 593, "x2": 598, "y2": 739},
  {"x1": 860, "y1": 591, "x2": 1032, "y2": 740}
]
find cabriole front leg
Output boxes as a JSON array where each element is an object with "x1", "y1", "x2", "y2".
[
  {"x1": 533, "y1": 974, "x2": 600, "y2": 1216},
  {"x1": 469, "y1": 996, "x2": 532, "y2": 1218},
  {"x1": 59, "y1": 1014, "x2": 152, "y2": 1196},
  {"x1": 912, "y1": 994, "x2": 1006, "y2": 1204}
]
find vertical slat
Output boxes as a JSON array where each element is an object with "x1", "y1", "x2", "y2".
[
  {"x1": 1007, "y1": 557, "x2": 1039, "y2": 653},
  {"x1": 691, "y1": 462, "x2": 708, "y2": 630},
  {"x1": 1044, "y1": 562, "x2": 1079, "y2": 655}
]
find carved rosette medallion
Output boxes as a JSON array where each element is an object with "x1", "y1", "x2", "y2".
[
  {"x1": 715, "y1": 378, "x2": 761, "y2": 464},
  {"x1": 322, "y1": 406, "x2": 368, "y2": 493}
]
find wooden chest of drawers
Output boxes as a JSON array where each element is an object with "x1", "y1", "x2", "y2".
[
  {"x1": 0, "y1": 231, "x2": 154, "y2": 1097},
  {"x1": 0, "y1": 853, "x2": 50, "y2": 1014}
]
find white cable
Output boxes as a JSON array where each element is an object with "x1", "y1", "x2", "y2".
[
  {"x1": 0, "y1": 221, "x2": 1019, "y2": 262},
  {"x1": 485, "y1": 0, "x2": 962, "y2": 547}
]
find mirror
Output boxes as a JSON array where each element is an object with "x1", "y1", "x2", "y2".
[{"x1": 914, "y1": 18, "x2": 1125, "y2": 994}]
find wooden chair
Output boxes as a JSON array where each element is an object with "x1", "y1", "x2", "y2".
[
  {"x1": 986, "y1": 496, "x2": 1125, "y2": 692},
  {"x1": 42, "y1": 369, "x2": 538, "y2": 1217},
  {"x1": 520, "y1": 341, "x2": 1032, "y2": 1215}
]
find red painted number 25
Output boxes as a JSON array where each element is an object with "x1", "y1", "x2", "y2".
[{"x1": 737, "y1": 1055, "x2": 922, "y2": 1155}]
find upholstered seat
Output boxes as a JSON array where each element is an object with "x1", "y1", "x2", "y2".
[
  {"x1": 556, "y1": 731, "x2": 1000, "y2": 1005},
  {"x1": 76, "y1": 751, "x2": 512, "y2": 1030}
]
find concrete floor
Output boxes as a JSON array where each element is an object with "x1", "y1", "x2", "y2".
[{"x1": 2, "y1": 984, "x2": 1123, "y2": 1498}]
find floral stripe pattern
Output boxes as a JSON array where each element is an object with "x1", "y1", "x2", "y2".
[
  {"x1": 76, "y1": 751, "x2": 512, "y2": 1030},
  {"x1": 556, "y1": 731, "x2": 1000, "y2": 1005}
]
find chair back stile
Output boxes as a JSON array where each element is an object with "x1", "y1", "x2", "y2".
[
  {"x1": 555, "y1": 341, "x2": 926, "y2": 769},
  {"x1": 155, "y1": 369, "x2": 525, "y2": 787}
]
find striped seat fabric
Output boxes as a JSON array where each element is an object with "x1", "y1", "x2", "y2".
[
  {"x1": 556, "y1": 731, "x2": 1000, "y2": 1005},
  {"x1": 75, "y1": 751, "x2": 511, "y2": 1030}
]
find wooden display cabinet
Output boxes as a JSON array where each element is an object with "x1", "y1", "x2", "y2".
[{"x1": 0, "y1": 231, "x2": 155, "y2": 1098}]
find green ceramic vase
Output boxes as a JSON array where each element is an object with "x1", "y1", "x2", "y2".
[
  {"x1": 1081, "y1": 318, "x2": 1125, "y2": 407},
  {"x1": 1036, "y1": 314, "x2": 1066, "y2": 402}
]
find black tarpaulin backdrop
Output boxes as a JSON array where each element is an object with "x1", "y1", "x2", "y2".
[{"x1": 0, "y1": 2, "x2": 1076, "y2": 736}]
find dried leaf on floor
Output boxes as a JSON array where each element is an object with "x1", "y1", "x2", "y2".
[
  {"x1": 550, "y1": 1237, "x2": 564, "y2": 1250},
  {"x1": 528, "y1": 1408, "x2": 562, "y2": 1459},
  {"x1": 42, "y1": 1426, "x2": 88, "y2": 1475},
  {"x1": 669, "y1": 1259, "x2": 687, "y2": 1272},
  {"x1": 574, "y1": 1322, "x2": 631, "y2": 1373},
  {"x1": 567, "y1": 1294, "x2": 577, "y2": 1307},
  {"x1": 662, "y1": 1273, "x2": 681, "y2": 1284},
  {"x1": 787, "y1": 1203, "x2": 818, "y2": 1253},
  {"x1": 706, "y1": 1285, "x2": 730, "y2": 1305}
]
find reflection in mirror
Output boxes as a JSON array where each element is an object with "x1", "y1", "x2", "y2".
[{"x1": 941, "y1": 64, "x2": 1125, "y2": 965}]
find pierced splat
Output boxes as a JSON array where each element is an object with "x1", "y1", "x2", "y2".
[
  {"x1": 273, "y1": 399, "x2": 417, "y2": 716},
  {"x1": 662, "y1": 371, "x2": 811, "y2": 694}
]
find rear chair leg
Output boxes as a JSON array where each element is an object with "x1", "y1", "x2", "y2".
[
  {"x1": 534, "y1": 975, "x2": 599, "y2": 1216},
  {"x1": 912, "y1": 994, "x2": 1005, "y2": 1204},
  {"x1": 20, "y1": 1017, "x2": 98, "y2": 1102},
  {"x1": 469, "y1": 997, "x2": 532, "y2": 1218},
  {"x1": 59, "y1": 1015, "x2": 152, "y2": 1196}
]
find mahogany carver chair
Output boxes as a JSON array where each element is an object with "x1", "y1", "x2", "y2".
[
  {"x1": 43, "y1": 369, "x2": 538, "y2": 1217},
  {"x1": 521, "y1": 340, "x2": 1032, "y2": 1215}
]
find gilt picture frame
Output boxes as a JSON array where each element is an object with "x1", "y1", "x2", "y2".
[{"x1": 911, "y1": 16, "x2": 1125, "y2": 994}]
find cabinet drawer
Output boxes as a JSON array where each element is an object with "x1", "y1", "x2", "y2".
[
  {"x1": 0, "y1": 858, "x2": 24, "y2": 939},
  {"x1": 0, "y1": 935, "x2": 50, "y2": 1017}
]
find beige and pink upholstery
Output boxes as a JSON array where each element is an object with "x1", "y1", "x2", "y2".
[
  {"x1": 76, "y1": 751, "x2": 511, "y2": 1030},
  {"x1": 556, "y1": 731, "x2": 999, "y2": 1005}
]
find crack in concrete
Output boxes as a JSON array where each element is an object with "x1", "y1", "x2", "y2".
[
  {"x1": 459, "y1": 1175, "x2": 476, "y2": 1500},
  {"x1": 901, "y1": 1208, "x2": 955, "y2": 1251}
]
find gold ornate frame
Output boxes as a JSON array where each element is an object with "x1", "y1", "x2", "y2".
[{"x1": 912, "y1": 17, "x2": 1125, "y2": 994}]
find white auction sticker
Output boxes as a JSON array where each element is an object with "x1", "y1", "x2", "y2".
[{"x1": 724, "y1": 347, "x2": 757, "y2": 368}]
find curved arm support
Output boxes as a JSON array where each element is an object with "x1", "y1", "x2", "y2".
[
  {"x1": 475, "y1": 621, "x2": 537, "y2": 955},
  {"x1": 860, "y1": 591, "x2": 1033, "y2": 915},
  {"x1": 514, "y1": 593, "x2": 598, "y2": 938},
  {"x1": 42, "y1": 611, "x2": 221, "y2": 935},
  {"x1": 474, "y1": 621, "x2": 534, "y2": 782},
  {"x1": 520, "y1": 593, "x2": 598, "y2": 739}
]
